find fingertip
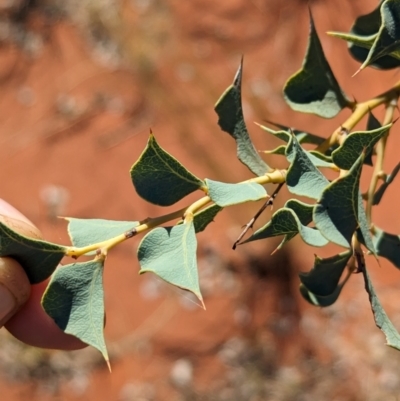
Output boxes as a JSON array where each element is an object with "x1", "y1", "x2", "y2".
[
  {"x1": 0, "y1": 199, "x2": 87, "y2": 350},
  {"x1": 0, "y1": 199, "x2": 35, "y2": 226}
]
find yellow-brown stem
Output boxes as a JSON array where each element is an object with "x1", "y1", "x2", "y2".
[
  {"x1": 316, "y1": 82, "x2": 400, "y2": 154},
  {"x1": 66, "y1": 169, "x2": 287, "y2": 258},
  {"x1": 366, "y1": 98, "x2": 398, "y2": 222}
]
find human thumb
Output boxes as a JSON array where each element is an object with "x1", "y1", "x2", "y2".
[
  {"x1": 0, "y1": 200, "x2": 42, "y2": 328},
  {"x1": 0, "y1": 257, "x2": 31, "y2": 327}
]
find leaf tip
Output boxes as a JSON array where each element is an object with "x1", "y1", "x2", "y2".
[
  {"x1": 201, "y1": 299, "x2": 206, "y2": 310},
  {"x1": 352, "y1": 66, "x2": 362, "y2": 77},
  {"x1": 105, "y1": 358, "x2": 112, "y2": 372}
]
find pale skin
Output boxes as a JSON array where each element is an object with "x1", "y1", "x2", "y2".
[{"x1": 0, "y1": 199, "x2": 86, "y2": 350}]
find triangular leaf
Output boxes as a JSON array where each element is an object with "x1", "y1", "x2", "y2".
[
  {"x1": 329, "y1": 2, "x2": 400, "y2": 70},
  {"x1": 357, "y1": 192, "x2": 376, "y2": 255},
  {"x1": 304, "y1": 151, "x2": 335, "y2": 168},
  {"x1": 285, "y1": 199, "x2": 314, "y2": 225},
  {"x1": 283, "y1": 11, "x2": 349, "y2": 118},
  {"x1": 262, "y1": 140, "x2": 334, "y2": 168},
  {"x1": 364, "y1": 111, "x2": 382, "y2": 165},
  {"x1": 299, "y1": 251, "x2": 352, "y2": 296},
  {"x1": 372, "y1": 226, "x2": 400, "y2": 268},
  {"x1": 314, "y1": 153, "x2": 364, "y2": 248},
  {"x1": 276, "y1": 199, "x2": 318, "y2": 249},
  {"x1": 258, "y1": 121, "x2": 325, "y2": 145},
  {"x1": 308, "y1": 151, "x2": 333, "y2": 163},
  {"x1": 362, "y1": 265, "x2": 400, "y2": 350},
  {"x1": 192, "y1": 204, "x2": 222, "y2": 233},
  {"x1": 130, "y1": 133, "x2": 204, "y2": 206},
  {"x1": 329, "y1": 33, "x2": 400, "y2": 70},
  {"x1": 299, "y1": 282, "x2": 345, "y2": 307},
  {"x1": 262, "y1": 145, "x2": 287, "y2": 156},
  {"x1": 244, "y1": 207, "x2": 328, "y2": 249},
  {"x1": 359, "y1": 0, "x2": 400, "y2": 71},
  {"x1": 257, "y1": 124, "x2": 332, "y2": 167},
  {"x1": 373, "y1": 162, "x2": 400, "y2": 205},
  {"x1": 42, "y1": 260, "x2": 109, "y2": 366},
  {"x1": 138, "y1": 222, "x2": 203, "y2": 305},
  {"x1": 328, "y1": 31, "x2": 377, "y2": 51},
  {"x1": 66, "y1": 218, "x2": 139, "y2": 254},
  {"x1": 351, "y1": 2, "x2": 383, "y2": 36},
  {"x1": 331, "y1": 124, "x2": 391, "y2": 170},
  {"x1": 256, "y1": 124, "x2": 292, "y2": 142},
  {"x1": 205, "y1": 179, "x2": 267, "y2": 207},
  {"x1": 0, "y1": 220, "x2": 66, "y2": 284},
  {"x1": 285, "y1": 135, "x2": 329, "y2": 199},
  {"x1": 214, "y1": 60, "x2": 270, "y2": 176}
]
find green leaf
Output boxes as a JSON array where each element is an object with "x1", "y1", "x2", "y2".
[
  {"x1": 358, "y1": 0, "x2": 400, "y2": 71},
  {"x1": 256, "y1": 124, "x2": 291, "y2": 142},
  {"x1": 304, "y1": 151, "x2": 335, "y2": 169},
  {"x1": 205, "y1": 179, "x2": 267, "y2": 207},
  {"x1": 357, "y1": 192, "x2": 376, "y2": 255},
  {"x1": 214, "y1": 59, "x2": 270, "y2": 176},
  {"x1": 372, "y1": 226, "x2": 400, "y2": 268},
  {"x1": 285, "y1": 135, "x2": 329, "y2": 199},
  {"x1": 0, "y1": 221, "x2": 66, "y2": 284},
  {"x1": 285, "y1": 199, "x2": 314, "y2": 225},
  {"x1": 351, "y1": 2, "x2": 383, "y2": 36},
  {"x1": 329, "y1": 32, "x2": 377, "y2": 51},
  {"x1": 42, "y1": 260, "x2": 109, "y2": 366},
  {"x1": 192, "y1": 204, "x2": 222, "y2": 233},
  {"x1": 258, "y1": 121, "x2": 325, "y2": 145},
  {"x1": 130, "y1": 133, "x2": 204, "y2": 206},
  {"x1": 362, "y1": 265, "x2": 400, "y2": 351},
  {"x1": 138, "y1": 222, "x2": 203, "y2": 305},
  {"x1": 308, "y1": 151, "x2": 333, "y2": 163},
  {"x1": 373, "y1": 162, "x2": 400, "y2": 205},
  {"x1": 66, "y1": 218, "x2": 139, "y2": 254},
  {"x1": 244, "y1": 207, "x2": 328, "y2": 249},
  {"x1": 263, "y1": 145, "x2": 287, "y2": 156},
  {"x1": 283, "y1": 11, "x2": 349, "y2": 118},
  {"x1": 276, "y1": 199, "x2": 320, "y2": 249},
  {"x1": 314, "y1": 153, "x2": 364, "y2": 248},
  {"x1": 260, "y1": 132, "x2": 333, "y2": 168},
  {"x1": 329, "y1": 2, "x2": 400, "y2": 70},
  {"x1": 364, "y1": 111, "x2": 382, "y2": 165},
  {"x1": 299, "y1": 251, "x2": 352, "y2": 296},
  {"x1": 331, "y1": 124, "x2": 391, "y2": 170},
  {"x1": 341, "y1": 33, "x2": 400, "y2": 70},
  {"x1": 299, "y1": 282, "x2": 345, "y2": 307}
]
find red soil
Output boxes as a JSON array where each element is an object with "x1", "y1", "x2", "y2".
[{"x1": 1, "y1": 1, "x2": 400, "y2": 400}]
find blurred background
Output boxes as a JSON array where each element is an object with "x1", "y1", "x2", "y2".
[{"x1": 1, "y1": 0, "x2": 400, "y2": 400}]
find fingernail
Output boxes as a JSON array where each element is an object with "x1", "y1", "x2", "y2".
[{"x1": 0, "y1": 284, "x2": 17, "y2": 324}]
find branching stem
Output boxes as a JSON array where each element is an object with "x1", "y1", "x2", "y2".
[
  {"x1": 232, "y1": 182, "x2": 284, "y2": 249},
  {"x1": 365, "y1": 98, "x2": 398, "y2": 223},
  {"x1": 65, "y1": 169, "x2": 287, "y2": 258},
  {"x1": 316, "y1": 82, "x2": 400, "y2": 153}
]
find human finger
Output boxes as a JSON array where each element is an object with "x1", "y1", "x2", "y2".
[{"x1": 0, "y1": 199, "x2": 86, "y2": 350}]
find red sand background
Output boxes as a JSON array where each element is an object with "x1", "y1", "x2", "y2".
[{"x1": 1, "y1": 1, "x2": 400, "y2": 400}]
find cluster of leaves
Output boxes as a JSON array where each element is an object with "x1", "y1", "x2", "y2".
[{"x1": 2, "y1": 0, "x2": 400, "y2": 366}]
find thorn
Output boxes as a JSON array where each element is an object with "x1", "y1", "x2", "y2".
[{"x1": 232, "y1": 183, "x2": 284, "y2": 249}]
